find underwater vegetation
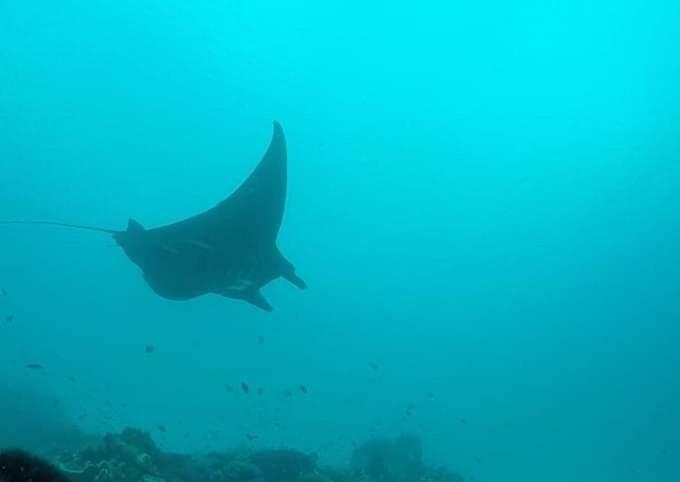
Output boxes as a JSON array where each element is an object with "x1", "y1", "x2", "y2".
[{"x1": 33, "y1": 428, "x2": 464, "y2": 482}]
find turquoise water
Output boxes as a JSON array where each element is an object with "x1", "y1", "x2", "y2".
[{"x1": 1, "y1": 1, "x2": 679, "y2": 481}]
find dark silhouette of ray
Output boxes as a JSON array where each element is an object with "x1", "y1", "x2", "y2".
[{"x1": 0, "y1": 121, "x2": 305, "y2": 311}]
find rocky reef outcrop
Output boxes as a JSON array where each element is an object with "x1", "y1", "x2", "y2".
[{"x1": 47, "y1": 429, "x2": 462, "y2": 482}]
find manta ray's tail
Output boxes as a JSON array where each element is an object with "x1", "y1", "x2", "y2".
[{"x1": 0, "y1": 221, "x2": 119, "y2": 234}]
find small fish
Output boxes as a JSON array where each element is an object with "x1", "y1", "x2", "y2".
[
  {"x1": 25, "y1": 363, "x2": 42, "y2": 370},
  {"x1": 283, "y1": 390, "x2": 293, "y2": 398},
  {"x1": 225, "y1": 384, "x2": 234, "y2": 392},
  {"x1": 241, "y1": 382, "x2": 249, "y2": 393},
  {"x1": 257, "y1": 336, "x2": 264, "y2": 344},
  {"x1": 257, "y1": 388, "x2": 264, "y2": 396},
  {"x1": 158, "y1": 424, "x2": 166, "y2": 433},
  {"x1": 369, "y1": 362, "x2": 379, "y2": 370},
  {"x1": 67, "y1": 376, "x2": 76, "y2": 382},
  {"x1": 299, "y1": 385, "x2": 308, "y2": 394},
  {"x1": 5, "y1": 314, "x2": 14, "y2": 322},
  {"x1": 145, "y1": 345, "x2": 154, "y2": 354},
  {"x1": 427, "y1": 392, "x2": 434, "y2": 398},
  {"x1": 1, "y1": 288, "x2": 7, "y2": 296},
  {"x1": 246, "y1": 433, "x2": 257, "y2": 441},
  {"x1": 106, "y1": 401, "x2": 112, "y2": 407}
]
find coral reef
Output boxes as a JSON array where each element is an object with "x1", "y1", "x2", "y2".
[
  {"x1": 350, "y1": 435, "x2": 462, "y2": 482},
  {"x1": 249, "y1": 449, "x2": 316, "y2": 481},
  {"x1": 351, "y1": 435, "x2": 424, "y2": 482},
  {"x1": 178, "y1": 452, "x2": 263, "y2": 482},
  {"x1": 53, "y1": 428, "x2": 174, "y2": 482},
  {"x1": 46, "y1": 429, "x2": 463, "y2": 482}
]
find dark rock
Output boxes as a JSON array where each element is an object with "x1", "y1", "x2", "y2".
[
  {"x1": 0, "y1": 449, "x2": 70, "y2": 482},
  {"x1": 351, "y1": 435, "x2": 424, "y2": 482},
  {"x1": 249, "y1": 449, "x2": 316, "y2": 481}
]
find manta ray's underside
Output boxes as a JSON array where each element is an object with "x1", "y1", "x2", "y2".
[{"x1": 1, "y1": 122, "x2": 306, "y2": 311}]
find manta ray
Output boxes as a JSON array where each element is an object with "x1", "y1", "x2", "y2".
[{"x1": 0, "y1": 121, "x2": 306, "y2": 311}]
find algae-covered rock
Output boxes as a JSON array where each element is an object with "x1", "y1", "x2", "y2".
[
  {"x1": 419, "y1": 467, "x2": 465, "y2": 482},
  {"x1": 311, "y1": 467, "x2": 357, "y2": 482},
  {"x1": 119, "y1": 429, "x2": 159, "y2": 459},
  {"x1": 297, "y1": 471, "x2": 335, "y2": 482},
  {"x1": 48, "y1": 427, "x2": 464, "y2": 482},
  {"x1": 53, "y1": 427, "x2": 170, "y2": 482},
  {"x1": 57, "y1": 460, "x2": 121, "y2": 482},
  {"x1": 351, "y1": 435, "x2": 424, "y2": 482},
  {"x1": 222, "y1": 458, "x2": 263, "y2": 482},
  {"x1": 248, "y1": 449, "x2": 317, "y2": 481},
  {"x1": 174, "y1": 452, "x2": 263, "y2": 482}
]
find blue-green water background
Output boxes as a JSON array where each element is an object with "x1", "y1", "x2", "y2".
[{"x1": 1, "y1": 1, "x2": 679, "y2": 481}]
